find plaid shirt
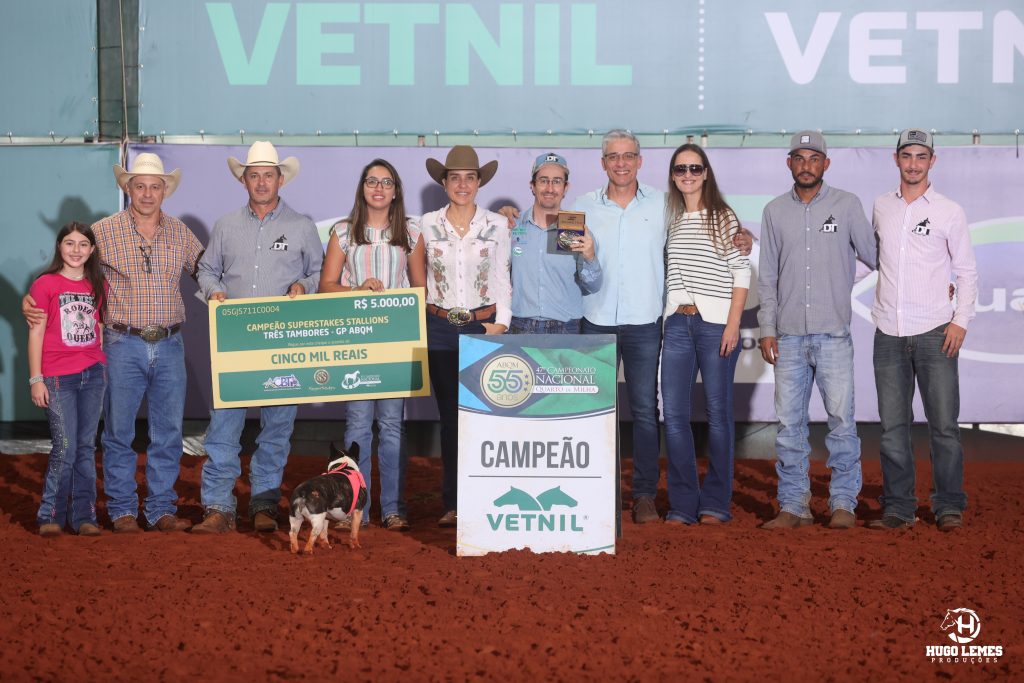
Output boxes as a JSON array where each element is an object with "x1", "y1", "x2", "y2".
[{"x1": 92, "y1": 209, "x2": 204, "y2": 327}]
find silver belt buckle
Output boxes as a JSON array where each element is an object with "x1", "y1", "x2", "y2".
[
  {"x1": 140, "y1": 325, "x2": 165, "y2": 342},
  {"x1": 446, "y1": 307, "x2": 472, "y2": 326}
]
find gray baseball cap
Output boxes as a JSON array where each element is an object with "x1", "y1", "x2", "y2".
[
  {"x1": 789, "y1": 131, "x2": 827, "y2": 156},
  {"x1": 897, "y1": 128, "x2": 934, "y2": 151},
  {"x1": 532, "y1": 152, "x2": 569, "y2": 176}
]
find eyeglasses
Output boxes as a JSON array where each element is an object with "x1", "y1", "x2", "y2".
[
  {"x1": 603, "y1": 152, "x2": 639, "y2": 163},
  {"x1": 138, "y1": 244, "x2": 152, "y2": 274},
  {"x1": 364, "y1": 177, "x2": 395, "y2": 189},
  {"x1": 534, "y1": 177, "x2": 566, "y2": 188},
  {"x1": 671, "y1": 164, "x2": 706, "y2": 176}
]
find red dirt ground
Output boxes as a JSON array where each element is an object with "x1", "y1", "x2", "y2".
[{"x1": 0, "y1": 452, "x2": 1020, "y2": 682}]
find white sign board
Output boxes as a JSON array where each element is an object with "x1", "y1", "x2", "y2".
[{"x1": 456, "y1": 334, "x2": 618, "y2": 556}]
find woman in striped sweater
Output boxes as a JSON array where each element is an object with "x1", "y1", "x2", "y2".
[
  {"x1": 319, "y1": 158, "x2": 426, "y2": 531},
  {"x1": 661, "y1": 143, "x2": 751, "y2": 525}
]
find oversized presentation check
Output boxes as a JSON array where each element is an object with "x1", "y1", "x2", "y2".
[{"x1": 208, "y1": 289, "x2": 429, "y2": 408}]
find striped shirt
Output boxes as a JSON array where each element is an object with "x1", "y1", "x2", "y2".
[
  {"x1": 332, "y1": 219, "x2": 422, "y2": 289},
  {"x1": 92, "y1": 209, "x2": 204, "y2": 327},
  {"x1": 197, "y1": 200, "x2": 324, "y2": 299},
  {"x1": 419, "y1": 205, "x2": 512, "y2": 328},
  {"x1": 664, "y1": 210, "x2": 751, "y2": 324},
  {"x1": 871, "y1": 185, "x2": 977, "y2": 337}
]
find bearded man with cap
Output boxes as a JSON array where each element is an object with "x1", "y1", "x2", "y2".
[
  {"x1": 509, "y1": 152, "x2": 602, "y2": 334},
  {"x1": 192, "y1": 141, "x2": 324, "y2": 534},
  {"x1": 867, "y1": 129, "x2": 977, "y2": 532},
  {"x1": 757, "y1": 131, "x2": 877, "y2": 531},
  {"x1": 25, "y1": 153, "x2": 204, "y2": 533},
  {"x1": 420, "y1": 145, "x2": 510, "y2": 527}
]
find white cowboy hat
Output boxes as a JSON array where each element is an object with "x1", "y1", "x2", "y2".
[
  {"x1": 113, "y1": 153, "x2": 182, "y2": 198},
  {"x1": 227, "y1": 141, "x2": 300, "y2": 186}
]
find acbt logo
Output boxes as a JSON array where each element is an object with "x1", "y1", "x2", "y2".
[{"x1": 940, "y1": 607, "x2": 981, "y2": 644}]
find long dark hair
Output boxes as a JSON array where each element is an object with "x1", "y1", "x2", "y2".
[
  {"x1": 665, "y1": 143, "x2": 737, "y2": 254},
  {"x1": 39, "y1": 221, "x2": 106, "y2": 310},
  {"x1": 347, "y1": 158, "x2": 411, "y2": 251}
]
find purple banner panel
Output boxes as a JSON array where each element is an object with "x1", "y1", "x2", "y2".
[{"x1": 132, "y1": 144, "x2": 1023, "y2": 423}]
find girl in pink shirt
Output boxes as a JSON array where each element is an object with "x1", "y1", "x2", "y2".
[{"x1": 28, "y1": 222, "x2": 108, "y2": 537}]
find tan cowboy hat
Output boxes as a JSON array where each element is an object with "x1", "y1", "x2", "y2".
[
  {"x1": 426, "y1": 145, "x2": 498, "y2": 187},
  {"x1": 113, "y1": 153, "x2": 182, "y2": 198},
  {"x1": 227, "y1": 141, "x2": 300, "y2": 186}
]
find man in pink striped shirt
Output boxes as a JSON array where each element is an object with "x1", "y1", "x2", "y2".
[{"x1": 869, "y1": 129, "x2": 978, "y2": 532}]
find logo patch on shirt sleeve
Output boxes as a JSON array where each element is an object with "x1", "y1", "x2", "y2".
[
  {"x1": 912, "y1": 218, "x2": 931, "y2": 236},
  {"x1": 271, "y1": 235, "x2": 289, "y2": 251},
  {"x1": 821, "y1": 215, "x2": 838, "y2": 233}
]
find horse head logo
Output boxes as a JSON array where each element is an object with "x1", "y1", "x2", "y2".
[
  {"x1": 341, "y1": 370, "x2": 361, "y2": 389},
  {"x1": 493, "y1": 486, "x2": 578, "y2": 511},
  {"x1": 493, "y1": 487, "x2": 542, "y2": 511},
  {"x1": 940, "y1": 607, "x2": 981, "y2": 644},
  {"x1": 536, "y1": 486, "x2": 578, "y2": 511}
]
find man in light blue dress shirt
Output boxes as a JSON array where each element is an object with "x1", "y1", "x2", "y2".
[
  {"x1": 510, "y1": 152, "x2": 602, "y2": 334},
  {"x1": 572, "y1": 130, "x2": 672, "y2": 524}
]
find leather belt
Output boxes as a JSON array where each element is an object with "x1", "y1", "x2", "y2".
[
  {"x1": 676, "y1": 305, "x2": 699, "y2": 316},
  {"x1": 426, "y1": 303, "x2": 496, "y2": 326},
  {"x1": 109, "y1": 322, "x2": 182, "y2": 342}
]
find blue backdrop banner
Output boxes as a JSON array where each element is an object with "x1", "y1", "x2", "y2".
[
  {"x1": 1, "y1": 0, "x2": 98, "y2": 136},
  {"x1": 134, "y1": 141, "x2": 1024, "y2": 423},
  {"x1": 138, "y1": 0, "x2": 1024, "y2": 135}
]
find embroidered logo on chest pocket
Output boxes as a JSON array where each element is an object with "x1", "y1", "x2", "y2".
[
  {"x1": 270, "y1": 235, "x2": 289, "y2": 251},
  {"x1": 912, "y1": 218, "x2": 931, "y2": 236},
  {"x1": 821, "y1": 215, "x2": 838, "y2": 233}
]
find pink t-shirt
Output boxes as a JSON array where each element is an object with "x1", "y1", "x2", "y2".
[{"x1": 29, "y1": 273, "x2": 107, "y2": 377}]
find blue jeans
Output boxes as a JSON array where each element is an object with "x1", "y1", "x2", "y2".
[
  {"x1": 38, "y1": 362, "x2": 106, "y2": 531},
  {"x1": 874, "y1": 325, "x2": 966, "y2": 522},
  {"x1": 426, "y1": 311, "x2": 491, "y2": 511},
  {"x1": 509, "y1": 316, "x2": 581, "y2": 334},
  {"x1": 661, "y1": 313, "x2": 739, "y2": 523},
  {"x1": 773, "y1": 333, "x2": 861, "y2": 517},
  {"x1": 344, "y1": 398, "x2": 406, "y2": 520},
  {"x1": 581, "y1": 317, "x2": 662, "y2": 500},
  {"x1": 102, "y1": 328, "x2": 187, "y2": 525},
  {"x1": 202, "y1": 404, "x2": 297, "y2": 517}
]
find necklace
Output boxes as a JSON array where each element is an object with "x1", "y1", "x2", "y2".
[{"x1": 60, "y1": 270, "x2": 86, "y2": 281}]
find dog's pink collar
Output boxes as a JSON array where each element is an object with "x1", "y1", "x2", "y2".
[{"x1": 324, "y1": 465, "x2": 366, "y2": 516}]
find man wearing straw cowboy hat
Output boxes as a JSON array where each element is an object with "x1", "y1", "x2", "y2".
[
  {"x1": 25, "y1": 152, "x2": 204, "y2": 533},
  {"x1": 192, "y1": 141, "x2": 323, "y2": 534}
]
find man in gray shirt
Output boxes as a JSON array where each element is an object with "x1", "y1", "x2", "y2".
[
  {"x1": 757, "y1": 131, "x2": 877, "y2": 530},
  {"x1": 193, "y1": 141, "x2": 324, "y2": 534}
]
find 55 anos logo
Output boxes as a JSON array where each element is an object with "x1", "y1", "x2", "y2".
[{"x1": 480, "y1": 354, "x2": 534, "y2": 408}]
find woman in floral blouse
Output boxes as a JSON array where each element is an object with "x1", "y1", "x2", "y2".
[{"x1": 420, "y1": 146, "x2": 511, "y2": 528}]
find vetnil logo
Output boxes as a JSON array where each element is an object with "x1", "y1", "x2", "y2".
[{"x1": 487, "y1": 486, "x2": 583, "y2": 532}]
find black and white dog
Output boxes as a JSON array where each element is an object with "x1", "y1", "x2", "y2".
[{"x1": 288, "y1": 442, "x2": 368, "y2": 554}]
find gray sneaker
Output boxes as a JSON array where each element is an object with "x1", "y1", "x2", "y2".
[{"x1": 438, "y1": 510, "x2": 458, "y2": 527}]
